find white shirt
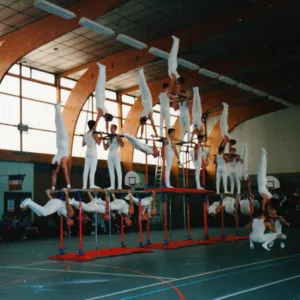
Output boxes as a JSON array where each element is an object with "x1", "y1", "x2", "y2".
[
  {"x1": 165, "y1": 137, "x2": 175, "y2": 156},
  {"x1": 159, "y1": 92, "x2": 170, "y2": 110},
  {"x1": 216, "y1": 154, "x2": 226, "y2": 170},
  {"x1": 252, "y1": 218, "x2": 265, "y2": 236},
  {"x1": 108, "y1": 136, "x2": 119, "y2": 156},
  {"x1": 84, "y1": 131, "x2": 97, "y2": 157}
]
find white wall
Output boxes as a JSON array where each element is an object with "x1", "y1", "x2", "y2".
[
  {"x1": 0, "y1": 161, "x2": 34, "y2": 217},
  {"x1": 230, "y1": 106, "x2": 300, "y2": 175}
]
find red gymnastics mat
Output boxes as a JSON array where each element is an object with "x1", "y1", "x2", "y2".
[
  {"x1": 49, "y1": 247, "x2": 153, "y2": 261},
  {"x1": 145, "y1": 187, "x2": 213, "y2": 194}
]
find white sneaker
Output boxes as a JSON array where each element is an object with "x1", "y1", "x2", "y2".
[
  {"x1": 117, "y1": 186, "x2": 122, "y2": 190},
  {"x1": 269, "y1": 241, "x2": 274, "y2": 248},
  {"x1": 90, "y1": 185, "x2": 100, "y2": 189},
  {"x1": 107, "y1": 186, "x2": 114, "y2": 190},
  {"x1": 197, "y1": 186, "x2": 204, "y2": 190},
  {"x1": 280, "y1": 242, "x2": 285, "y2": 249},
  {"x1": 262, "y1": 243, "x2": 270, "y2": 251},
  {"x1": 166, "y1": 185, "x2": 173, "y2": 188},
  {"x1": 20, "y1": 198, "x2": 31, "y2": 209},
  {"x1": 250, "y1": 244, "x2": 255, "y2": 250}
]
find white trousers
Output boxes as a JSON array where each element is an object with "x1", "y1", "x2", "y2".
[
  {"x1": 166, "y1": 152, "x2": 174, "y2": 187},
  {"x1": 52, "y1": 102, "x2": 69, "y2": 164},
  {"x1": 160, "y1": 106, "x2": 170, "y2": 137},
  {"x1": 240, "y1": 200, "x2": 251, "y2": 216},
  {"x1": 108, "y1": 154, "x2": 122, "y2": 189},
  {"x1": 229, "y1": 170, "x2": 241, "y2": 194},
  {"x1": 192, "y1": 87, "x2": 202, "y2": 131},
  {"x1": 123, "y1": 133, "x2": 153, "y2": 155},
  {"x1": 138, "y1": 68, "x2": 152, "y2": 116},
  {"x1": 180, "y1": 109, "x2": 191, "y2": 140},
  {"x1": 190, "y1": 150, "x2": 202, "y2": 189},
  {"x1": 220, "y1": 102, "x2": 231, "y2": 139},
  {"x1": 26, "y1": 199, "x2": 66, "y2": 218},
  {"x1": 250, "y1": 233, "x2": 277, "y2": 246},
  {"x1": 257, "y1": 148, "x2": 272, "y2": 199},
  {"x1": 95, "y1": 63, "x2": 108, "y2": 113},
  {"x1": 168, "y1": 35, "x2": 180, "y2": 78},
  {"x1": 216, "y1": 167, "x2": 228, "y2": 194},
  {"x1": 240, "y1": 143, "x2": 248, "y2": 180},
  {"x1": 71, "y1": 199, "x2": 105, "y2": 214},
  {"x1": 83, "y1": 155, "x2": 98, "y2": 188}
]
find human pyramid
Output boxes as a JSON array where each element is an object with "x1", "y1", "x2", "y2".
[{"x1": 20, "y1": 36, "x2": 288, "y2": 251}]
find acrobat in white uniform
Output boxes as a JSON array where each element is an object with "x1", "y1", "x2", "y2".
[
  {"x1": 158, "y1": 88, "x2": 171, "y2": 137},
  {"x1": 229, "y1": 156, "x2": 241, "y2": 194},
  {"x1": 83, "y1": 131, "x2": 98, "y2": 189},
  {"x1": 240, "y1": 198, "x2": 260, "y2": 216},
  {"x1": 190, "y1": 144, "x2": 208, "y2": 189},
  {"x1": 138, "y1": 68, "x2": 153, "y2": 119},
  {"x1": 257, "y1": 148, "x2": 272, "y2": 206},
  {"x1": 192, "y1": 86, "x2": 202, "y2": 135},
  {"x1": 239, "y1": 143, "x2": 248, "y2": 181},
  {"x1": 168, "y1": 35, "x2": 180, "y2": 78},
  {"x1": 165, "y1": 136, "x2": 175, "y2": 188},
  {"x1": 71, "y1": 197, "x2": 106, "y2": 215},
  {"x1": 124, "y1": 194, "x2": 154, "y2": 218},
  {"x1": 216, "y1": 152, "x2": 228, "y2": 194},
  {"x1": 107, "y1": 136, "x2": 122, "y2": 190},
  {"x1": 123, "y1": 133, "x2": 159, "y2": 157},
  {"x1": 179, "y1": 96, "x2": 191, "y2": 141},
  {"x1": 249, "y1": 217, "x2": 277, "y2": 251},
  {"x1": 51, "y1": 101, "x2": 71, "y2": 190},
  {"x1": 208, "y1": 197, "x2": 236, "y2": 216},
  {"x1": 220, "y1": 102, "x2": 232, "y2": 141},
  {"x1": 20, "y1": 197, "x2": 73, "y2": 219}
]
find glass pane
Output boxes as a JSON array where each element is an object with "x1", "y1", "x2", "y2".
[
  {"x1": 106, "y1": 90, "x2": 116, "y2": 100},
  {"x1": 105, "y1": 100, "x2": 118, "y2": 116},
  {"x1": 170, "y1": 107, "x2": 180, "y2": 116},
  {"x1": 22, "y1": 79, "x2": 56, "y2": 103},
  {"x1": 0, "y1": 94, "x2": 20, "y2": 125},
  {"x1": 122, "y1": 94, "x2": 135, "y2": 104},
  {"x1": 0, "y1": 125, "x2": 20, "y2": 151},
  {"x1": 0, "y1": 75, "x2": 20, "y2": 96},
  {"x1": 72, "y1": 135, "x2": 85, "y2": 158},
  {"x1": 122, "y1": 104, "x2": 131, "y2": 119},
  {"x1": 31, "y1": 69, "x2": 55, "y2": 84},
  {"x1": 152, "y1": 112, "x2": 160, "y2": 124},
  {"x1": 8, "y1": 64, "x2": 20, "y2": 75},
  {"x1": 82, "y1": 96, "x2": 93, "y2": 111},
  {"x1": 22, "y1": 100, "x2": 55, "y2": 131},
  {"x1": 75, "y1": 111, "x2": 90, "y2": 135},
  {"x1": 60, "y1": 89, "x2": 70, "y2": 105},
  {"x1": 153, "y1": 104, "x2": 160, "y2": 112},
  {"x1": 21, "y1": 66, "x2": 31, "y2": 78},
  {"x1": 23, "y1": 129, "x2": 56, "y2": 154},
  {"x1": 98, "y1": 145, "x2": 108, "y2": 161},
  {"x1": 133, "y1": 149, "x2": 145, "y2": 164},
  {"x1": 170, "y1": 116, "x2": 177, "y2": 126},
  {"x1": 60, "y1": 78, "x2": 76, "y2": 89}
]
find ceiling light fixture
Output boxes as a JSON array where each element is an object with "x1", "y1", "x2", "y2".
[
  {"x1": 219, "y1": 75, "x2": 237, "y2": 86},
  {"x1": 116, "y1": 34, "x2": 147, "y2": 49},
  {"x1": 79, "y1": 17, "x2": 115, "y2": 36},
  {"x1": 148, "y1": 47, "x2": 169, "y2": 60},
  {"x1": 237, "y1": 83, "x2": 254, "y2": 92},
  {"x1": 252, "y1": 89, "x2": 268, "y2": 97},
  {"x1": 198, "y1": 68, "x2": 219, "y2": 79},
  {"x1": 177, "y1": 58, "x2": 199, "y2": 70},
  {"x1": 34, "y1": 0, "x2": 76, "y2": 19}
]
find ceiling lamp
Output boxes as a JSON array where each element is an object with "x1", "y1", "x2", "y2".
[
  {"x1": 149, "y1": 47, "x2": 170, "y2": 60},
  {"x1": 177, "y1": 58, "x2": 199, "y2": 70},
  {"x1": 219, "y1": 75, "x2": 238, "y2": 86},
  {"x1": 116, "y1": 34, "x2": 147, "y2": 49},
  {"x1": 34, "y1": 0, "x2": 76, "y2": 19},
  {"x1": 79, "y1": 17, "x2": 115, "y2": 35},
  {"x1": 198, "y1": 68, "x2": 219, "y2": 79},
  {"x1": 237, "y1": 83, "x2": 254, "y2": 92},
  {"x1": 252, "y1": 89, "x2": 268, "y2": 97}
]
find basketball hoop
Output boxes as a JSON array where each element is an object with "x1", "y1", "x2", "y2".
[{"x1": 125, "y1": 171, "x2": 140, "y2": 188}]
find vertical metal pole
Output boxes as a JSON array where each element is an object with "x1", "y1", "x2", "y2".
[
  {"x1": 120, "y1": 214, "x2": 125, "y2": 247},
  {"x1": 77, "y1": 191, "x2": 84, "y2": 256},
  {"x1": 220, "y1": 195, "x2": 225, "y2": 239},
  {"x1": 169, "y1": 196, "x2": 172, "y2": 241},
  {"x1": 138, "y1": 194, "x2": 144, "y2": 248},
  {"x1": 183, "y1": 195, "x2": 187, "y2": 236},
  {"x1": 203, "y1": 195, "x2": 209, "y2": 239},
  {"x1": 235, "y1": 195, "x2": 240, "y2": 236},
  {"x1": 108, "y1": 193, "x2": 112, "y2": 249},
  {"x1": 163, "y1": 194, "x2": 168, "y2": 245},
  {"x1": 95, "y1": 212, "x2": 98, "y2": 249},
  {"x1": 186, "y1": 197, "x2": 192, "y2": 240}
]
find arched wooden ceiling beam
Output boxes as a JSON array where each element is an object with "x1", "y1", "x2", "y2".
[{"x1": 0, "y1": 0, "x2": 128, "y2": 82}]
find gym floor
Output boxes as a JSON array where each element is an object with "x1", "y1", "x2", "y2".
[{"x1": 0, "y1": 228, "x2": 299, "y2": 300}]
